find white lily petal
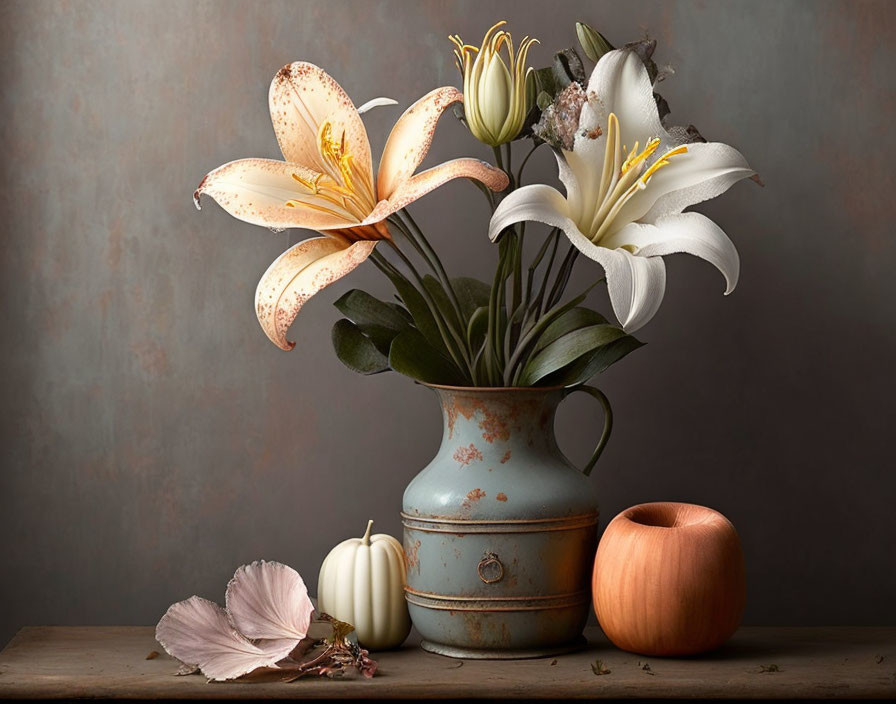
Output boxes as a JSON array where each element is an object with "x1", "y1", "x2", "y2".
[
  {"x1": 487, "y1": 184, "x2": 576, "y2": 242},
  {"x1": 487, "y1": 184, "x2": 666, "y2": 332},
  {"x1": 155, "y1": 596, "x2": 298, "y2": 681},
  {"x1": 356, "y1": 97, "x2": 399, "y2": 114},
  {"x1": 554, "y1": 149, "x2": 592, "y2": 224},
  {"x1": 226, "y1": 561, "x2": 314, "y2": 641},
  {"x1": 562, "y1": 226, "x2": 667, "y2": 332},
  {"x1": 605, "y1": 212, "x2": 740, "y2": 294},
  {"x1": 582, "y1": 49, "x2": 666, "y2": 157},
  {"x1": 614, "y1": 142, "x2": 755, "y2": 227}
]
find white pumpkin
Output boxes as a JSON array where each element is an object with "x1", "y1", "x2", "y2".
[{"x1": 317, "y1": 520, "x2": 411, "y2": 650}]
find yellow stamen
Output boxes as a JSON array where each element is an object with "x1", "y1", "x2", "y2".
[
  {"x1": 585, "y1": 113, "x2": 690, "y2": 243},
  {"x1": 639, "y1": 145, "x2": 689, "y2": 185},
  {"x1": 621, "y1": 138, "x2": 661, "y2": 174},
  {"x1": 338, "y1": 154, "x2": 355, "y2": 193},
  {"x1": 284, "y1": 199, "x2": 346, "y2": 218},
  {"x1": 283, "y1": 115, "x2": 379, "y2": 223},
  {"x1": 292, "y1": 171, "x2": 323, "y2": 194}
]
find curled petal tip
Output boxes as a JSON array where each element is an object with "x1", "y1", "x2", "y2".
[
  {"x1": 255, "y1": 238, "x2": 376, "y2": 351},
  {"x1": 193, "y1": 175, "x2": 208, "y2": 210},
  {"x1": 356, "y1": 97, "x2": 399, "y2": 114}
]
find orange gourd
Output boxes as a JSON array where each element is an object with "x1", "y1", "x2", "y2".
[{"x1": 592, "y1": 502, "x2": 745, "y2": 656}]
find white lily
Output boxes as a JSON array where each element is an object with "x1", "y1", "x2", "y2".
[{"x1": 488, "y1": 49, "x2": 754, "y2": 332}]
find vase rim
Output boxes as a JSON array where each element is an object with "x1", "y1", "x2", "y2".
[{"x1": 419, "y1": 382, "x2": 570, "y2": 393}]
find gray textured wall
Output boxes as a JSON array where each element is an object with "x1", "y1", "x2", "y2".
[{"x1": 1, "y1": 0, "x2": 894, "y2": 647}]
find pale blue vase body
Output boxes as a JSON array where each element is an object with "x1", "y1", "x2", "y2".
[{"x1": 402, "y1": 384, "x2": 607, "y2": 659}]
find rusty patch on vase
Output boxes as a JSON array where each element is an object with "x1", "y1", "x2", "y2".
[
  {"x1": 462, "y1": 488, "x2": 486, "y2": 509},
  {"x1": 444, "y1": 401, "x2": 459, "y2": 438},
  {"x1": 404, "y1": 539, "x2": 421, "y2": 573},
  {"x1": 453, "y1": 443, "x2": 483, "y2": 466},
  {"x1": 496, "y1": 492, "x2": 508, "y2": 502},
  {"x1": 462, "y1": 611, "x2": 484, "y2": 647},
  {"x1": 480, "y1": 414, "x2": 510, "y2": 443},
  {"x1": 500, "y1": 621, "x2": 512, "y2": 646},
  {"x1": 449, "y1": 396, "x2": 511, "y2": 443},
  {"x1": 500, "y1": 450, "x2": 512, "y2": 464}
]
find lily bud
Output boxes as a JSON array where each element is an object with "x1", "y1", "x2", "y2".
[
  {"x1": 576, "y1": 21, "x2": 614, "y2": 62},
  {"x1": 450, "y1": 21, "x2": 538, "y2": 146}
]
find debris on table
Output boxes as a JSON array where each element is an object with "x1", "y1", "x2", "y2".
[{"x1": 591, "y1": 659, "x2": 611, "y2": 676}]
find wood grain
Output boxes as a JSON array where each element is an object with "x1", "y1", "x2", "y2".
[
  {"x1": 593, "y1": 502, "x2": 746, "y2": 656},
  {"x1": 0, "y1": 626, "x2": 894, "y2": 699}
]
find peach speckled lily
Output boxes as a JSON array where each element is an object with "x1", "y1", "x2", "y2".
[{"x1": 194, "y1": 62, "x2": 508, "y2": 350}]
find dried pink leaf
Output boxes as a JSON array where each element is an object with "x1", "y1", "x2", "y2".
[
  {"x1": 155, "y1": 596, "x2": 298, "y2": 681},
  {"x1": 226, "y1": 560, "x2": 314, "y2": 641}
]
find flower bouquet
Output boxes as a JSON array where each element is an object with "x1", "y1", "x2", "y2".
[
  {"x1": 193, "y1": 18, "x2": 756, "y2": 658},
  {"x1": 194, "y1": 20, "x2": 754, "y2": 389}
]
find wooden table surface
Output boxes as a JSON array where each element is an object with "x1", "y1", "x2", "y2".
[{"x1": 0, "y1": 626, "x2": 894, "y2": 700}]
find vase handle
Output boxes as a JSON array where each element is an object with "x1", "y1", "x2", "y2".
[{"x1": 562, "y1": 385, "x2": 613, "y2": 477}]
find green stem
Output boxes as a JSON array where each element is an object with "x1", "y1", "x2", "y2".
[
  {"x1": 503, "y1": 142, "x2": 514, "y2": 189},
  {"x1": 384, "y1": 239, "x2": 472, "y2": 379},
  {"x1": 387, "y1": 215, "x2": 428, "y2": 262},
  {"x1": 528, "y1": 229, "x2": 561, "y2": 324},
  {"x1": 515, "y1": 142, "x2": 540, "y2": 186},
  {"x1": 485, "y1": 240, "x2": 510, "y2": 385},
  {"x1": 507, "y1": 282, "x2": 600, "y2": 385},
  {"x1": 369, "y1": 248, "x2": 403, "y2": 280},
  {"x1": 399, "y1": 208, "x2": 466, "y2": 332},
  {"x1": 471, "y1": 179, "x2": 496, "y2": 210},
  {"x1": 492, "y1": 145, "x2": 505, "y2": 175},
  {"x1": 545, "y1": 244, "x2": 579, "y2": 313},
  {"x1": 388, "y1": 215, "x2": 470, "y2": 361}
]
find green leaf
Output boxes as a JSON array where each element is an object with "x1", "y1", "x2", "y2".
[
  {"x1": 534, "y1": 307, "x2": 609, "y2": 355},
  {"x1": 553, "y1": 47, "x2": 586, "y2": 85},
  {"x1": 519, "y1": 324, "x2": 630, "y2": 386},
  {"x1": 384, "y1": 272, "x2": 443, "y2": 350},
  {"x1": 334, "y1": 289, "x2": 411, "y2": 331},
  {"x1": 331, "y1": 319, "x2": 390, "y2": 375},
  {"x1": 388, "y1": 302, "x2": 414, "y2": 324},
  {"x1": 452, "y1": 277, "x2": 492, "y2": 320},
  {"x1": 334, "y1": 289, "x2": 412, "y2": 354},
  {"x1": 422, "y1": 275, "x2": 462, "y2": 331},
  {"x1": 389, "y1": 329, "x2": 465, "y2": 385},
  {"x1": 466, "y1": 306, "x2": 489, "y2": 353},
  {"x1": 540, "y1": 335, "x2": 644, "y2": 387},
  {"x1": 533, "y1": 67, "x2": 564, "y2": 101}
]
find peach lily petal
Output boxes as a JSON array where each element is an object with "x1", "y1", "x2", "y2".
[
  {"x1": 376, "y1": 87, "x2": 463, "y2": 200},
  {"x1": 269, "y1": 62, "x2": 374, "y2": 188},
  {"x1": 197, "y1": 64, "x2": 510, "y2": 352},
  {"x1": 194, "y1": 158, "x2": 357, "y2": 231},
  {"x1": 362, "y1": 158, "x2": 510, "y2": 226},
  {"x1": 255, "y1": 237, "x2": 377, "y2": 350}
]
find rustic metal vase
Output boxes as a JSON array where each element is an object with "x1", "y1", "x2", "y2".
[{"x1": 402, "y1": 383, "x2": 612, "y2": 659}]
